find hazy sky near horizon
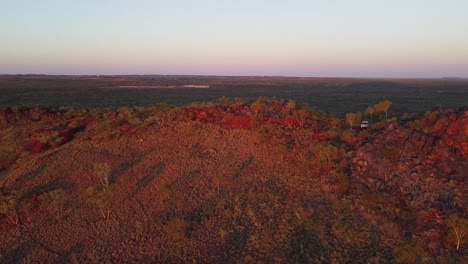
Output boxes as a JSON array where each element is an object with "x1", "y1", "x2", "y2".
[{"x1": 1, "y1": 0, "x2": 468, "y2": 77}]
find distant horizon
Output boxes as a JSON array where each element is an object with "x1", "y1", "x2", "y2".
[{"x1": 1, "y1": 73, "x2": 467, "y2": 80}]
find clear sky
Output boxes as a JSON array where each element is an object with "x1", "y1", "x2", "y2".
[{"x1": 1, "y1": 0, "x2": 467, "y2": 77}]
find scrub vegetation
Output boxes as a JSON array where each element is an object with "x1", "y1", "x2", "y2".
[
  {"x1": 0, "y1": 91, "x2": 467, "y2": 262},
  {"x1": 1, "y1": 75, "x2": 467, "y2": 114}
]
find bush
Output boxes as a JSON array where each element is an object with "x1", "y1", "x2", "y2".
[
  {"x1": 87, "y1": 186, "x2": 112, "y2": 219},
  {"x1": 380, "y1": 145, "x2": 399, "y2": 159},
  {"x1": 338, "y1": 173, "x2": 350, "y2": 194},
  {"x1": 93, "y1": 162, "x2": 111, "y2": 187},
  {"x1": 410, "y1": 120, "x2": 424, "y2": 131},
  {"x1": 342, "y1": 131, "x2": 358, "y2": 145},
  {"x1": 0, "y1": 191, "x2": 19, "y2": 224},
  {"x1": 312, "y1": 142, "x2": 338, "y2": 169},
  {"x1": 424, "y1": 110, "x2": 439, "y2": 124},
  {"x1": 358, "y1": 129, "x2": 369, "y2": 138},
  {"x1": 370, "y1": 120, "x2": 386, "y2": 130},
  {"x1": 393, "y1": 243, "x2": 425, "y2": 263}
]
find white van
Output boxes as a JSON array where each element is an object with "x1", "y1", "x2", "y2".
[{"x1": 360, "y1": 121, "x2": 369, "y2": 128}]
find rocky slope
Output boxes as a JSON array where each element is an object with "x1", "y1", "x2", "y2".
[{"x1": 0, "y1": 102, "x2": 466, "y2": 263}]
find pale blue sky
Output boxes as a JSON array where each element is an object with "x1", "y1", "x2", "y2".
[{"x1": 1, "y1": 0, "x2": 467, "y2": 77}]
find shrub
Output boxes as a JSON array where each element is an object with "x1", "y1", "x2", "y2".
[
  {"x1": 380, "y1": 145, "x2": 399, "y2": 159},
  {"x1": 410, "y1": 120, "x2": 424, "y2": 131},
  {"x1": 165, "y1": 219, "x2": 187, "y2": 243},
  {"x1": 345, "y1": 112, "x2": 362, "y2": 130},
  {"x1": 93, "y1": 162, "x2": 111, "y2": 187},
  {"x1": 312, "y1": 142, "x2": 338, "y2": 169},
  {"x1": 446, "y1": 214, "x2": 468, "y2": 251},
  {"x1": 87, "y1": 186, "x2": 112, "y2": 219},
  {"x1": 341, "y1": 131, "x2": 358, "y2": 145},
  {"x1": 44, "y1": 188, "x2": 69, "y2": 221},
  {"x1": 337, "y1": 173, "x2": 350, "y2": 194},
  {"x1": 370, "y1": 120, "x2": 386, "y2": 130},
  {"x1": 222, "y1": 114, "x2": 253, "y2": 129},
  {"x1": 0, "y1": 191, "x2": 19, "y2": 224},
  {"x1": 358, "y1": 129, "x2": 369, "y2": 138},
  {"x1": 38, "y1": 131, "x2": 63, "y2": 147},
  {"x1": 424, "y1": 110, "x2": 439, "y2": 124},
  {"x1": 393, "y1": 243, "x2": 425, "y2": 263}
]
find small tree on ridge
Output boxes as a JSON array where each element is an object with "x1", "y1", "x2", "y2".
[{"x1": 374, "y1": 100, "x2": 392, "y2": 120}]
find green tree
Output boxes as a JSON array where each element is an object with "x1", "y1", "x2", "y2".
[
  {"x1": 337, "y1": 173, "x2": 350, "y2": 194},
  {"x1": 374, "y1": 100, "x2": 392, "y2": 120},
  {"x1": 446, "y1": 214, "x2": 467, "y2": 251},
  {"x1": 312, "y1": 142, "x2": 338, "y2": 169},
  {"x1": 250, "y1": 96, "x2": 269, "y2": 114},
  {"x1": 393, "y1": 243, "x2": 425, "y2": 263},
  {"x1": 424, "y1": 110, "x2": 439, "y2": 124},
  {"x1": 87, "y1": 186, "x2": 112, "y2": 219},
  {"x1": 277, "y1": 144, "x2": 288, "y2": 164},
  {"x1": 94, "y1": 162, "x2": 111, "y2": 188},
  {"x1": 45, "y1": 189, "x2": 69, "y2": 221},
  {"x1": 0, "y1": 192, "x2": 19, "y2": 225},
  {"x1": 282, "y1": 99, "x2": 296, "y2": 116},
  {"x1": 345, "y1": 112, "x2": 361, "y2": 130},
  {"x1": 365, "y1": 106, "x2": 375, "y2": 123},
  {"x1": 295, "y1": 108, "x2": 310, "y2": 128}
]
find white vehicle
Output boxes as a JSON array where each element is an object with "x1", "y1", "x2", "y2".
[{"x1": 360, "y1": 120, "x2": 369, "y2": 128}]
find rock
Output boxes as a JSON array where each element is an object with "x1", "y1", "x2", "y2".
[
  {"x1": 412, "y1": 157, "x2": 421, "y2": 166},
  {"x1": 349, "y1": 108, "x2": 467, "y2": 225},
  {"x1": 357, "y1": 159, "x2": 368, "y2": 166}
]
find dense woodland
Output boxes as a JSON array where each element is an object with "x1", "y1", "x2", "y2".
[{"x1": 0, "y1": 97, "x2": 467, "y2": 263}]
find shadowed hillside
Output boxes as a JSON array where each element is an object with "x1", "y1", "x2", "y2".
[{"x1": 0, "y1": 98, "x2": 467, "y2": 262}]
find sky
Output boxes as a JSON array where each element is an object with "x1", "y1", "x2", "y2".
[{"x1": 1, "y1": 0, "x2": 468, "y2": 77}]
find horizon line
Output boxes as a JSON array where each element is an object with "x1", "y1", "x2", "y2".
[{"x1": 1, "y1": 73, "x2": 466, "y2": 80}]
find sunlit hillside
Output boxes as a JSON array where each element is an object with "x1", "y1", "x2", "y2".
[{"x1": 1, "y1": 98, "x2": 466, "y2": 262}]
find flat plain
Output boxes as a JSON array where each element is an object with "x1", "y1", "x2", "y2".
[{"x1": 1, "y1": 75, "x2": 467, "y2": 113}]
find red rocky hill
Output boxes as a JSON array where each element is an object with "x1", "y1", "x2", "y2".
[{"x1": 0, "y1": 99, "x2": 466, "y2": 262}]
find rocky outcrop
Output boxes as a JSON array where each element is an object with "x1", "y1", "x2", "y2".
[{"x1": 350, "y1": 108, "x2": 467, "y2": 218}]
